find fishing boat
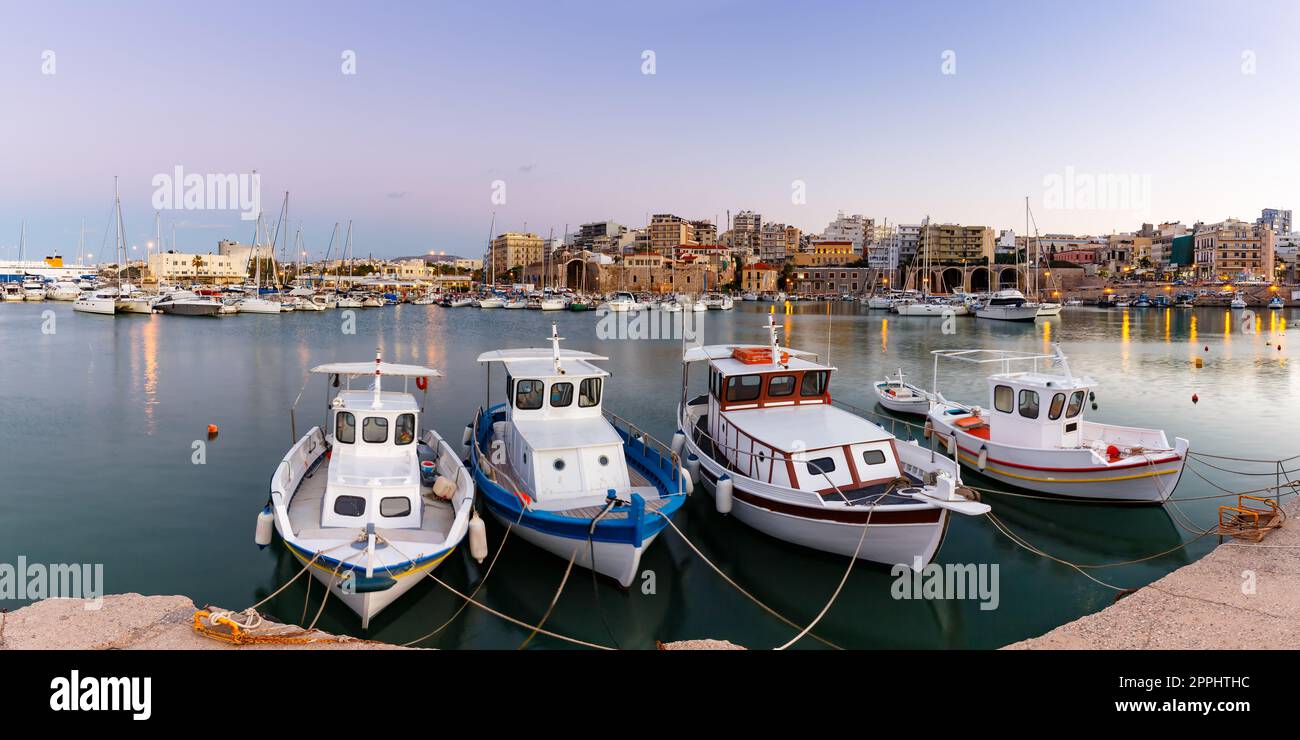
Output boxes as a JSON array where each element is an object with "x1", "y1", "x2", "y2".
[
  {"x1": 677, "y1": 316, "x2": 988, "y2": 567},
  {"x1": 467, "y1": 325, "x2": 687, "y2": 586},
  {"x1": 1230, "y1": 295, "x2": 1248, "y2": 309},
  {"x1": 1269, "y1": 295, "x2": 1285, "y2": 310},
  {"x1": 975, "y1": 289, "x2": 1039, "y2": 322},
  {"x1": 154, "y1": 289, "x2": 222, "y2": 317},
  {"x1": 925, "y1": 346, "x2": 1189, "y2": 502},
  {"x1": 874, "y1": 368, "x2": 933, "y2": 415},
  {"x1": 259, "y1": 351, "x2": 478, "y2": 629}
]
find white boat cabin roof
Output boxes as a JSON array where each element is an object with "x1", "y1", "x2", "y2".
[
  {"x1": 477, "y1": 347, "x2": 610, "y2": 379},
  {"x1": 724, "y1": 404, "x2": 891, "y2": 452},
  {"x1": 333, "y1": 389, "x2": 420, "y2": 412},
  {"x1": 683, "y1": 344, "x2": 832, "y2": 373},
  {"x1": 311, "y1": 361, "x2": 442, "y2": 378}
]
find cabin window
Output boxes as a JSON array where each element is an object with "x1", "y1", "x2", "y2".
[
  {"x1": 505, "y1": 374, "x2": 514, "y2": 407},
  {"x1": 993, "y1": 385, "x2": 1014, "y2": 413},
  {"x1": 579, "y1": 378, "x2": 602, "y2": 407},
  {"x1": 333, "y1": 495, "x2": 366, "y2": 517},
  {"x1": 395, "y1": 413, "x2": 415, "y2": 445},
  {"x1": 380, "y1": 497, "x2": 411, "y2": 517},
  {"x1": 1066, "y1": 390, "x2": 1086, "y2": 418},
  {"x1": 363, "y1": 416, "x2": 390, "y2": 443},
  {"x1": 806, "y1": 457, "x2": 836, "y2": 476},
  {"x1": 515, "y1": 380, "x2": 544, "y2": 410},
  {"x1": 800, "y1": 371, "x2": 828, "y2": 397},
  {"x1": 861, "y1": 449, "x2": 887, "y2": 466},
  {"x1": 335, "y1": 411, "x2": 356, "y2": 444},
  {"x1": 550, "y1": 382, "x2": 574, "y2": 408},
  {"x1": 1018, "y1": 390, "x2": 1040, "y2": 419},
  {"x1": 1048, "y1": 393, "x2": 1066, "y2": 421},
  {"x1": 767, "y1": 374, "x2": 796, "y2": 397},
  {"x1": 725, "y1": 375, "x2": 762, "y2": 403}
]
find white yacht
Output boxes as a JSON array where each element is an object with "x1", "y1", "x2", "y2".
[
  {"x1": 601, "y1": 291, "x2": 642, "y2": 312},
  {"x1": 478, "y1": 295, "x2": 506, "y2": 309},
  {"x1": 677, "y1": 317, "x2": 988, "y2": 567},
  {"x1": 702, "y1": 292, "x2": 734, "y2": 310},
  {"x1": 154, "y1": 289, "x2": 223, "y2": 317},
  {"x1": 975, "y1": 289, "x2": 1039, "y2": 322},
  {"x1": 468, "y1": 325, "x2": 686, "y2": 585},
  {"x1": 45, "y1": 280, "x2": 83, "y2": 301},
  {"x1": 261, "y1": 352, "x2": 476, "y2": 628}
]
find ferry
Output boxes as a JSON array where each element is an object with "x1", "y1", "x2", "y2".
[
  {"x1": 259, "y1": 352, "x2": 477, "y2": 628},
  {"x1": 677, "y1": 317, "x2": 988, "y2": 567},
  {"x1": 467, "y1": 325, "x2": 687, "y2": 586},
  {"x1": 926, "y1": 346, "x2": 1189, "y2": 502}
]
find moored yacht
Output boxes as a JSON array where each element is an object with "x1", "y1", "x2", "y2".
[
  {"x1": 701, "y1": 292, "x2": 734, "y2": 310},
  {"x1": 261, "y1": 352, "x2": 477, "y2": 628},
  {"x1": 601, "y1": 290, "x2": 642, "y2": 312},
  {"x1": 975, "y1": 289, "x2": 1039, "y2": 322},
  {"x1": 926, "y1": 346, "x2": 1189, "y2": 502},
  {"x1": 467, "y1": 325, "x2": 687, "y2": 586},
  {"x1": 677, "y1": 317, "x2": 988, "y2": 567},
  {"x1": 154, "y1": 289, "x2": 223, "y2": 316}
]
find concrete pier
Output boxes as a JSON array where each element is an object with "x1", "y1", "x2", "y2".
[{"x1": 1006, "y1": 498, "x2": 1300, "y2": 649}]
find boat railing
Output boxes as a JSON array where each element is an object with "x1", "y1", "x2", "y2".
[
  {"x1": 602, "y1": 410, "x2": 685, "y2": 496},
  {"x1": 681, "y1": 406, "x2": 874, "y2": 506}
]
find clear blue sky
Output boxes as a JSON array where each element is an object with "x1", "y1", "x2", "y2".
[{"x1": 1, "y1": 0, "x2": 1296, "y2": 259}]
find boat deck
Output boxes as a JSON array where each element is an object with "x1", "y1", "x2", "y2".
[{"x1": 287, "y1": 455, "x2": 455, "y2": 545}]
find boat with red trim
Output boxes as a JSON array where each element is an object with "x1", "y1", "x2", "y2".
[
  {"x1": 925, "y1": 346, "x2": 1189, "y2": 502},
  {"x1": 677, "y1": 316, "x2": 988, "y2": 568}
]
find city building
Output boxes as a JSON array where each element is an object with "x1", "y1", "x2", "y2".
[
  {"x1": 917, "y1": 223, "x2": 994, "y2": 264},
  {"x1": 1258, "y1": 208, "x2": 1292, "y2": 236},
  {"x1": 147, "y1": 251, "x2": 246, "y2": 283},
  {"x1": 758, "y1": 223, "x2": 800, "y2": 263},
  {"x1": 896, "y1": 224, "x2": 922, "y2": 265},
  {"x1": 741, "y1": 263, "x2": 779, "y2": 293},
  {"x1": 793, "y1": 240, "x2": 856, "y2": 267},
  {"x1": 790, "y1": 266, "x2": 871, "y2": 295},
  {"x1": 1194, "y1": 219, "x2": 1276, "y2": 281},
  {"x1": 572, "y1": 220, "x2": 626, "y2": 251},
  {"x1": 217, "y1": 239, "x2": 273, "y2": 269},
  {"x1": 690, "y1": 220, "x2": 717, "y2": 245},
  {"x1": 820, "y1": 211, "x2": 873, "y2": 253},
  {"x1": 489, "y1": 231, "x2": 544, "y2": 277},
  {"x1": 649, "y1": 214, "x2": 696, "y2": 251}
]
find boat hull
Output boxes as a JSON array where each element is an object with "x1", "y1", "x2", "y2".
[
  {"x1": 156, "y1": 301, "x2": 222, "y2": 316},
  {"x1": 73, "y1": 297, "x2": 117, "y2": 314},
  {"x1": 284, "y1": 542, "x2": 453, "y2": 629},
  {"x1": 975, "y1": 305, "x2": 1039, "y2": 321}
]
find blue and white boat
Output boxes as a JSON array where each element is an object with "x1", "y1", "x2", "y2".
[
  {"x1": 260, "y1": 351, "x2": 478, "y2": 628},
  {"x1": 467, "y1": 325, "x2": 688, "y2": 586},
  {"x1": 1269, "y1": 295, "x2": 1285, "y2": 310}
]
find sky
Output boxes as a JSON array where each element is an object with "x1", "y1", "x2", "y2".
[{"x1": 1, "y1": 0, "x2": 1298, "y2": 261}]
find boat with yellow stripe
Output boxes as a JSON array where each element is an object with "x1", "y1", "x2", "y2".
[
  {"x1": 257, "y1": 351, "x2": 480, "y2": 629},
  {"x1": 925, "y1": 346, "x2": 1189, "y2": 502}
]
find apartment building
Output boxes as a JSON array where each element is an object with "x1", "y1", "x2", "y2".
[
  {"x1": 758, "y1": 223, "x2": 800, "y2": 263},
  {"x1": 147, "y1": 251, "x2": 246, "y2": 283},
  {"x1": 741, "y1": 263, "x2": 780, "y2": 293},
  {"x1": 489, "y1": 231, "x2": 545, "y2": 276},
  {"x1": 790, "y1": 266, "x2": 871, "y2": 295},
  {"x1": 649, "y1": 214, "x2": 697, "y2": 251},
  {"x1": 793, "y1": 240, "x2": 856, "y2": 267},
  {"x1": 1194, "y1": 219, "x2": 1276, "y2": 280},
  {"x1": 820, "y1": 211, "x2": 873, "y2": 253},
  {"x1": 917, "y1": 224, "x2": 994, "y2": 264}
]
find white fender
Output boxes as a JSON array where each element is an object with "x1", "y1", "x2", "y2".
[
  {"x1": 678, "y1": 466, "x2": 694, "y2": 495},
  {"x1": 670, "y1": 431, "x2": 686, "y2": 458},
  {"x1": 977, "y1": 446, "x2": 988, "y2": 471},
  {"x1": 923, "y1": 419, "x2": 933, "y2": 440},
  {"x1": 468, "y1": 512, "x2": 488, "y2": 563},
  {"x1": 946, "y1": 432, "x2": 956, "y2": 457},
  {"x1": 255, "y1": 505, "x2": 274, "y2": 549},
  {"x1": 715, "y1": 474, "x2": 733, "y2": 515},
  {"x1": 686, "y1": 453, "x2": 701, "y2": 484}
]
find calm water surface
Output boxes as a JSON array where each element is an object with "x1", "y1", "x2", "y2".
[{"x1": 1, "y1": 301, "x2": 1295, "y2": 648}]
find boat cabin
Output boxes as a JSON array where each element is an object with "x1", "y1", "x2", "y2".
[
  {"x1": 478, "y1": 330, "x2": 630, "y2": 505},
  {"x1": 311, "y1": 359, "x2": 441, "y2": 531},
  {"x1": 688, "y1": 334, "x2": 906, "y2": 496},
  {"x1": 972, "y1": 371, "x2": 1093, "y2": 449}
]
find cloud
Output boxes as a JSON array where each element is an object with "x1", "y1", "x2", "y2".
[
  {"x1": 518, "y1": 164, "x2": 536, "y2": 173},
  {"x1": 387, "y1": 191, "x2": 408, "y2": 199}
]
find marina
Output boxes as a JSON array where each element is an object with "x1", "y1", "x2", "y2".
[{"x1": 1, "y1": 298, "x2": 1294, "y2": 648}]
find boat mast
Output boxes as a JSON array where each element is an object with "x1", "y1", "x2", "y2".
[{"x1": 549, "y1": 322, "x2": 564, "y2": 374}]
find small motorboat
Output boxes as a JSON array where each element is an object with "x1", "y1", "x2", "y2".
[
  {"x1": 361, "y1": 294, "x2": 385, "y2": 308},
  {"x1": 2, "y1": 283, "x2": 25, "y2": 302},
  {"x1": 601, "y1": 291, "x2": 642, "y2": 312},
  {"x1": 1269, "y1": 296, "x2": 1285, "y2": 310},
  {"x1": 1230, "y1": 296, "x2": 1248, "y2": 309},
  {"x1": 479, "y1": 295, "x2": 506, "y2": 309},
  {"x1": 154, "y1": 290, "x2": 222, "y2": 317},
  {"x1": 73, "y1": 288, "x2": 119, "y2": 315},
  {"x1": 975, "y1": 289, "x2": 1039, "y2": 321},
  {"x1": 21, "y1": 277, "x2": 46, "y2": 301},
  {"x1": 263, "y1": 351, "x2": 477, "y2": 628},
  {"x1": 1064, "y1": 298, "x2": 1084, "y2": 307},
  {"x1": 678, "y1": 316, "x2": 988, "y2": 567},
  {"x1": 337, "y1": 294, "x2": 364, "y2": 308},
  {"x1": 449, "y1": 296, "x2": 475, "y2": 308},
  {"x1": 895, "y1": 298, "x2": 967, "y2": 316},
  {"x1": 1036, "y1": 302, "x2": 1062, "y2": 316},
  {"x1": 701, "y1": 292, "x2": 734, "y2": 310},
  {"x1": 874, "y1": 368, "x2": 933, "y2": 415},
  {"x1": 468, "y1": 325, "x2": 686, "y2": 585},
  {"x1": 45, "y1": 281, "x2": 83, "y2": 301},
  {"x1": 926, "y1": 346, "x2": 1189, "y2": 502}
]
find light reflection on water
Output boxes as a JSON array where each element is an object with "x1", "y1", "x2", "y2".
[{"x1": 0, "y1": 302, "x2": 1294, "y2": 648}]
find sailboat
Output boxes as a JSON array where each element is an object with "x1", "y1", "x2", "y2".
[
  {"x1": 975, "y1": 204, "x2": 1039, "y2": 322},
  {"x1": 238, "y1": 209, "x2": 286, "y2": 314},
  {"x1": 74, "y1": 180, "x2": 130, "y2": 315}
]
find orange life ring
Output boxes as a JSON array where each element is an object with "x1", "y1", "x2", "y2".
[{"x1": 415, "y1": 376, "x2": 428, "y2": 391}]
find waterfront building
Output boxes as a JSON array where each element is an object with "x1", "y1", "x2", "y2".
[
  {"x1": 741, "y1": 263, "x2": 779, "y2": 293},
  {"x1": 793, "y1": 240, "x2": 856, "y2": 267},
  {"x1": 217, "y1": 239, "x2": 273, "y2": 268},
  {"x1": 790, "y1": 266, "x2": 872, "y2": 294},
  {"x1": 147, "y1": 251, "x2": 247, "y2": 284},
  {"x1": 917, "y1": 223, "x2": 994, "y2": 265},
  {"x1": 490, "y1": 231, "x2": 545, "y2": 277},
  {"x1": 1194, "y1": 219, "x2": 1276, "y2": 281},
  {"x1": 896, "y1": 224, "x2": 922, "y2": 265}
]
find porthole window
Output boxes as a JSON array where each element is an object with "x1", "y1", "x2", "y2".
[
  {"x1": 598, "y1": 455, "x2": 609, "y2": 466},
  {"x1": 553, "y1": 458, "x2": 566, "y2": 471}
]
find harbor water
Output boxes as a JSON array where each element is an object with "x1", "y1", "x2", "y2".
[{"x1": 0, "y1": 302, "x2": 1294, "y2": 648}]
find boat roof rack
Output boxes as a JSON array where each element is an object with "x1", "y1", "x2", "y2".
[
  {"x1": 930, "y1": 348, "x2": 1058, "y2": 364},
  {"x1": 310, "y1": 361, "x2": 442, "y2": 378}
]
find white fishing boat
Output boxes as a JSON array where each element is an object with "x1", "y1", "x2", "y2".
[
  {"x1": 874, "y1": 368, "x2": 933, "y2": 415},
  {"x1": 702, "y1": 292, "x2": 734, "y2": 310},
  {"x1": 1269, "y1": 296, "x2": 1285, "y2": 310},
  {"x1": 975, "y1": 289, "x2": 1039, "y2": 321},
  {"x1": 677, "y1": 317, "x2": 988, "y2": 567},
  {"x1": 925, "y1": 347, "x2": 1189, "y2": 502},
  {"x1": 260, "y1": 352, "x2": 477, "y2": 628},
  {"x1": 1036, "y1": 302, "x2": 1062, "y2": 316},
  {"x1": 468, "y1": 325, "x2": 686, "y2": 585},
  {"x1": 1230, "y1": 296, "x2": 1248, "y2": 309}
]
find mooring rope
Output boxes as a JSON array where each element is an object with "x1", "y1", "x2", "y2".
[
  {"x1": 517, "y1": 545, "x2": 580, "y2": 650},
  {"x1": 774, "y1": 511, "x2": 870, "y2": 650}
]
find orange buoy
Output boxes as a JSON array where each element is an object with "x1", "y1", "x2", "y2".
[
  {"x1": 416, "y1": 376, "x2": 428, "y2": 391},
  {"x1": 1192, "y1": 393, "x2": 1199, "y2": 404},
  {"x1": 207, "y1": 424, "x2": 220, "y2": 436}
]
